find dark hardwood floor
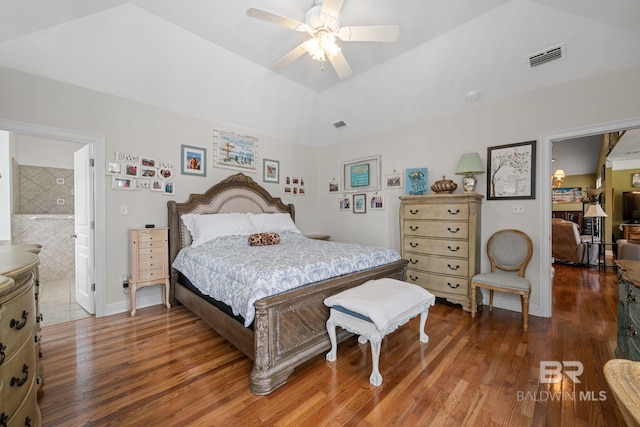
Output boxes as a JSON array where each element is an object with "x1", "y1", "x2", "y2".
[{"x1": 38, "y1": 264, "x2": 625, "y2": 426}]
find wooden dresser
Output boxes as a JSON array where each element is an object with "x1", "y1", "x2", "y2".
[
  {"x1": 129, "y1": 227, "x2": 170, "y2": 316},
  {"x1": 622, "y1": 224, "x2": 640, "y2": 241},
  {"x1": 615, "y1": 259, "x2": 640, "y2": 361},
  {"x1": 400, "y1": 193, "x2": 483, "y2": 312},
  {"x1": 0, "y1": 245, "x2": 43, "y2": 427}
]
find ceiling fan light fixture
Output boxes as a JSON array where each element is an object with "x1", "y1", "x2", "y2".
[{"x1": 303, "y1": 31, "x2": 341, "y2": 62}]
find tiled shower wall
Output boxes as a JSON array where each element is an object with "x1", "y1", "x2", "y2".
[{"x1": 11, "y1": 161, "x2": 75, "y2": 281}]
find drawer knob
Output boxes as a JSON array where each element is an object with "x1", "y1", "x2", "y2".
[
  {"x1": 0, "y1": 343, "x2": 5, "y2": 366},
  {"x1": 409, "y1": 209, "x2": 419, "y2": 215},
  {"x1": 447, "y1": 227, "x2": 460, "y2": 233},
  {"x1": 10, "y1": 364, "x2": 29, "y2": 387},
  {"x1": 628, "y1": 326, "x2": 638, "y2": 337},
  {"x1": 409, "y1": 225, "x2": 419, "y2": 231},
  {"x1": 409, "y1": 259, "x2": 419, "y2": 264},
  {"x1": 447, "y1": 246, "x2": 460, "y2": 252},
  {"x1": 447, "y1": 282, "x2": 460, "y2": 289},
  {"x1": 0, "y1": 412, "x2": 7, "y2": 427},
  {"x1": 628, "y1": 295, "x2": 638, "y2": 303},
  {"x1": 409, "y1": 275, "x2": 419, "y2": 282},
  {"x1": 410, "y1": 242, "x2": 419, "y2": 248},
  {"x1": 10, "y1": 310, "x2": 28, "y2": 330},
  {"x1": 447, "y1": 209, "x2": 460, "y2": 215},
  {"x1": 447, "y1": 264, "x2": 460, "y2": 271}
]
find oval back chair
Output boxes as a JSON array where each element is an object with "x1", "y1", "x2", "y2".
[{"x1": 471, "y1": 229, "x2": 533, "y2": 332}]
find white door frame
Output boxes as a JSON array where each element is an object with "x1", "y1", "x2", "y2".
[
  {"x1": 0, "y1": 118, "x2": 107, "y2": 317},
  {"x1": 539, "y1": 116, "x2": 640, "y2": 317}
]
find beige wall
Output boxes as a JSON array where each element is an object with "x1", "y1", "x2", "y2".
[{"x1": 1, "y1": 64, "x2": 640, "y2": 317}]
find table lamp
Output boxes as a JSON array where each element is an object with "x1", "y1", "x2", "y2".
[{"x1": 455, "y1": 153, "x2": 484, "y2": 192}]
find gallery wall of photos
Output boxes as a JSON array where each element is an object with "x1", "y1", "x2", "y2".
[{"x1": 106, "y1": 152, "x2": 176, "y2": 195}]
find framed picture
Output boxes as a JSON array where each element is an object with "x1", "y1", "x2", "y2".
[
  {"x1": 341, "y1": 155, "x2": 381, "y2": 193},
  {"x1": 123, "y1": 162, "x2": 140, "y2": 178},
  {"x1": 181, "y1": 145, "x2": 206, "y2": 176},
  {"x1": 405, "y1": 168, "x2": 428, "y2": 195},
  {"x1": 140, "y1": 165, "x2": 156, "y2": 178},
  {"x1": 369, "y1": 193, "x2": 384, "y2": 210},
  {"x1": 633, "y1": 173, "x2": 640, "y2": 187},
  {"x1": 163, "y1": 181, "x2": 176, "y2": 195},
  {"x1": 339, "y1": 196, "x2": 351, "y2": 211},
  {"x1": 263, "y1": 158, "x2": 279, "y2": 183},
  {"x1": 552, "y1": 187, "x2": 582, "y2": 204},
  {"x1": 487, "y1": 140, "x2": 536, "y2": 200},
  {"x1": 112, "y1": 176, "x2": 133, "y2": 190},
  {"x1": 385, "y1": 172, "x2": 403, "y2": 189},
  {"x1": 353, "y1": 193, "x2": 366, "y2": 213},
  {"x1": 158, "y1": 167, "x2": 173, "y2": 180},
  {"x1": 213, "y1": 130, "x2": 258, "y2": 173},
  {"x1": 106, "y1": 161, "x2": 122, "y2": 175},
  {"x1": 150, "y1": 180, "x2": 164, "y2": 192},
  {"x1": 134, "y1": 179, "x2": 152, "y2": 190},
  {"x1": 140, "y1": 157, "x2": 157, "y2": 169},
  {"x1": 328, "y1": 180, "x2": 340, "y2": 193}
]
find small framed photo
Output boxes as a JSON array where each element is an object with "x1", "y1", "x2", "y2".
[
  {"x1": 328, "y1": 180, "x2": 340, "y2": 193},
  {"x1": 140, "y1": 166, "x2": 156, "y2": 178},
  {"x1": 134, "y1": 179, "x2": 152, "y2": 190},
  {"x1": 633, "y1": 173, "x2": 640, "y2": 187},
  {"x1": 112, "y1": 176, "x2": 133, "y2": 190},
  {"x1": 163, "y1": 181, "x2": 176, "y2": 195},
  {"x1": 263, "y1": 158, "x2": 279, "y2": 183},
  {"x1": 385, "y1": 172, "x2": 403, "y2": 189},
  {"x1": 181, "y1": 145, "x2": 206, "y2": 177},
  {"x1": 369, "y1": 194, "x2": 384, "y2": 210},
  {"x1": 158, "y1": 167, "x2": 173, "y2": 180},
  {"x1": 353, "y1": 194, "x2": 366, "y2": 214},
  {"x1": 150, "y1": 180, "x2": 164, "y2": 192},
  {"x1": 140, "y1": 157, "x2": 157, "y2": 169},
  {"x1": 106, "y1": 161, "x2": 122, "y2": 175},
  {"x1": 123, "y1": 162, "x2": 140, "y2": 178},
  {"x1": 339, "y1": 196, "x2": 351, "y2": 211}
]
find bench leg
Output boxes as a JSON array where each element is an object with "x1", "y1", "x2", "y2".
[
  {"x1": 326, "y1": 318, "x2": 337, "y2": 362},
  {"x1": 419, "y1": 311, "x2": 429, "y2": 343},
  {"x1": 369, "y1": 338, "x2": 382, "y2": 386}
]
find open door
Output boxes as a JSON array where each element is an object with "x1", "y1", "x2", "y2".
[{"x1": 74, "y1": 144, "x2": 95, "y2": 314}]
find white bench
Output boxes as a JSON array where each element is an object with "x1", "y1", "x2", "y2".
[{"x1": 324, "y1": 278, "x2": 436, "y2": 386}]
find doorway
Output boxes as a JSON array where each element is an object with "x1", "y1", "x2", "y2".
[
  {"x1": 540, "y1": 117, "x2": 640, "y2": 317},
  {"x1": 0, "y1": 118, "x2": 107, "y2": 318}
]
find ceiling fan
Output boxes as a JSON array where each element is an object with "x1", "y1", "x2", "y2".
[{"x1": 247, "y1": 0, "x2": 399, "y2": 79}]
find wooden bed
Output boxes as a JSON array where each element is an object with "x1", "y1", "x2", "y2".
[{"x1": 167, "y1": 173, "x2": 408, "y2": 395}]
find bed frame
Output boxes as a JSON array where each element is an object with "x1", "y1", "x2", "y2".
[{"x1": 167, "y1": 172, "x2": 408, "y2": 395}]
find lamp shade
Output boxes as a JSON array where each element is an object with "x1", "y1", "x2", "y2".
[
  {"x1": 584, "y1": 204, "x2": 607, "y2": 218},
  {"x1": 455, "y1": 153, "x2": 484, "y2": 175},
  {"x1": 553, "y1": 169, "x2": 566, "y2": 179}
]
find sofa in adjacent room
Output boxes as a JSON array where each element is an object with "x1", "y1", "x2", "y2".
[{"x1": 552, "y1": 218, "x2": 599, "y2": 265}]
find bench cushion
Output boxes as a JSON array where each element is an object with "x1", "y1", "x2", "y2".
[{"x1": 324, "y1": 278, "x2": 435, "y2": 330}]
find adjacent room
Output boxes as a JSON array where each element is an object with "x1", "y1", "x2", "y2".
[{"x1": 1, "y1": 0, "x2": 640, "y2": 425}]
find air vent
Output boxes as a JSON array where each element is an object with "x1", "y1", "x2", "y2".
[
  {"x1": 332, "y1": 120, "x2": 347, "y2": 129},
  {"x1": 528, "y1": 43, "x2": 565, "y2": 68}
]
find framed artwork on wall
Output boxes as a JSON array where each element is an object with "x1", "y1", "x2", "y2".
[
  {"x1": 353, "y1": 193, "x2": 366, "y2": 213},
  {"x1": 263, "y1": 158, "x2": 279, "y2": 183},
  {"x1": 405, "y1": 168, "x2": 428, "y2": 195},
  {"x1": 385, "y1": 172, "x2": 402, "y2": 189},
  {"x1": 341, "y1": 155, "x2": 381, "y2": 193},
  {"x1": 181, "y1": 145, "x2": 206, "y2": 177},
  {"x1": 487, "y1": 140, "x2": 536, "y2": 200}
]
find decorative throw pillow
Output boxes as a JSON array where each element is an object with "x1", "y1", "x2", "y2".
[{"x1": 248, "y1": 232, "x2": 281, "y2": 246}]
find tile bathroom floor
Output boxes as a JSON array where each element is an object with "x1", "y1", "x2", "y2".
[{"x1": 39, "y1": 277, "x2": 91, "y2": 327}]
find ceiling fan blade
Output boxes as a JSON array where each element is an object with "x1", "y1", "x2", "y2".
[
  {"x1": 329, "y1": 51, "x2": 352, "y2": 79},
  {"x1": 321, "y1": 0, "x2": 345, "y2": 18},
  {"x1": 274, "y1": 42, "x2": 307, "y2": 69},
  {"x1": 338, "y1": 25, "x2": 400, "y2": 42},
  {"x1": 246, "y1": 8, "x2": 307, "y2": 32}
]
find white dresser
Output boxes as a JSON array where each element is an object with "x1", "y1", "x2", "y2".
[
  {"x1": 399, "y1": 193, "x2": 483, "y2": 311},
  {"x1": 0, "y1": 245, "x2": 43, "y2": 427}
]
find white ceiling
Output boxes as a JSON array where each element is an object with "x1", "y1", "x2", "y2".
[{"x1": 0, "y1": 0, "x2": 639, "y2": 147}]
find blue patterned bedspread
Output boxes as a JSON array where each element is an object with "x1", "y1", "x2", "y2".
[{"x1": 172, "y1": 232, "x2": 401, "y2": 326}]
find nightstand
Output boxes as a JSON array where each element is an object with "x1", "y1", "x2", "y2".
[
  {"x1": 305, "y1": 234, "x2": 330, "y2": 241},
  {"x1": 129, "y1": 227, "x2": 170, "y2": 316}
]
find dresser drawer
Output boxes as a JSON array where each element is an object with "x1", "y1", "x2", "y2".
[
  {"x1": 406, "y1": 270, "x2": 468, "y2": 296},
  {"x1": 138, "y1": 268, "x2": 166, "y2": 281},
  {"x1": 6, "y1": 371, "x2": 41, "y2": 427},
  {"x1": 403, "y1": 237, "x2": 469, "y2": 258},
  {"x1": 1, "y1": 337, "x2": 36, "y2": 416},
  {"x1": 405, "y1": 253, "x2": 469, "y2": 277},
  {"x1": 136, "y1": 229, "x2": 166, "y2": 242},
  {"x1": 403, "y1": 204, "x2": 469, "y2": 220},
  {"x1": 138, "y1": 240, "x2": 165, "y2": 250},
  {"x1": 139, "y1": 259, "x2": 164, "y2": 271},
  {"x1": 138, "y1": 246, "x2": 164, "y2": 258},
  {"x1": 403, "y1": 221, "x2": 469, "y2": 239},
  {"x1": 0, "y1": 282, "x2": 36, "y2": 362}
]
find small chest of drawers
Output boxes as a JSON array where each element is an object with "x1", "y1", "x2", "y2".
[
  {"x1": 129, "y1": 227, "x2": 170, "y2": 316},
  {"x1": 400, "y1": 193, "x2": 483, "y2": 311},
  {"x1": 615, "y1": 260, "x2": 640, "y2": 361}
]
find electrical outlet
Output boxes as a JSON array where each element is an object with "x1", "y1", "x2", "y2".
[{"x1": 122, "y1": 279, "x2": 129, "y2": 288}]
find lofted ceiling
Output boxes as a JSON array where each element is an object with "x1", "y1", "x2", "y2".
[{"x1": 0, "y1": 0, "x2": 639, "y2": 147}]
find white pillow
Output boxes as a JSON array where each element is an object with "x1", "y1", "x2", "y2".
[
  {"x1": 181, "y1": 213, "x2": 257, "y2": 247},
  {"x1": 249, "y1": 213, "x2": 300, "y2": 234}
]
